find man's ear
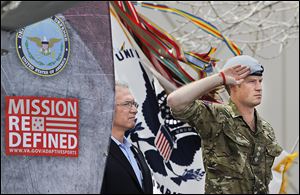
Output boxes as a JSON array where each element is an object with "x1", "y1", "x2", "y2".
[{"x1": 230, "y1": 84, "x2": 239, "y2": 93}]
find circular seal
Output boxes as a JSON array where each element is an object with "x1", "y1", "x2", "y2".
[{"x1": 16, "y1": 15, "x2": 70, "y2": 76}]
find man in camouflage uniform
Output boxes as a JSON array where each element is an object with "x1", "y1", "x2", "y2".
[{"x1": 167, "y1": 55, "x2": 282, "y2": 194}]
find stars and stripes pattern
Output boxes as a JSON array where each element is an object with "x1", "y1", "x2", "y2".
[
  {"x1": 154, "y1": 125, "x2": 174, "y2": 162},
  {"x1": 45, "y1": 117, "x2": 78, "y2": 133},
  {"x1": 31, "y1": 117, "x2": 78, "y2": 133}
]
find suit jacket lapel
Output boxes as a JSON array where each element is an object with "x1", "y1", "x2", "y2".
[
  {"x1": 131, "y1": 145, "x2": 153, "y2": 194},
  {"x1": 109, "y1": 139, "x2": 143, "y2": 192}
]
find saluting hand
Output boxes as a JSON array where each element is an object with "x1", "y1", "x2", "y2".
[{"x1": 221, "y1": 65, "x2": 250, "y2": 85}]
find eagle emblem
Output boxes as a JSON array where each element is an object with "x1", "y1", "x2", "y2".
[
  {"x1": 16, "y1": 15, "x2": 70, "y2": 76},
  {"x1": 27, "y1": 36, "x2": 61, "y2": 56}
]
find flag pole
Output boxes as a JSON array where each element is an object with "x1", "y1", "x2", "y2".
[{"x1": 289, "y1": 136, "x2": 299, "y2": 154}]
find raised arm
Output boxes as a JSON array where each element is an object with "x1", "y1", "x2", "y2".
[{"x1": 167, "y1": 65, "x2": 250, "y2": 112}]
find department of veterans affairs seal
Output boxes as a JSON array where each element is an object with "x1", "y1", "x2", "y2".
[{"x1": 16, "y1": 15, "x2": 70, "y2": 76}]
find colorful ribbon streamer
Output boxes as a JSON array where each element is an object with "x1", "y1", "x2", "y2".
[
  {"x1": 110, "y1": 1, "x2": 224, "y2": 103},
  {"x1": 133, "y1": 1, "x2": 243, "y2": 56}
]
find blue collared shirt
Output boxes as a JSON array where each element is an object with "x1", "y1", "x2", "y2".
[{"x1": 111, "y1": 136, "x2": 143, "y2": 188}]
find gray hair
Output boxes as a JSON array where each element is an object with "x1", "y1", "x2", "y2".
[
  {"x1": 115, "y1": 81, "x2": 135, "y2": 99},
  {"x1": 115, "y1": 81, "x2": 129, "y2": 89}
]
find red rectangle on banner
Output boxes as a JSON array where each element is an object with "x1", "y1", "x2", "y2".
[{"x1": 5, "y1": 96, "x2": 79, "y2": 157}]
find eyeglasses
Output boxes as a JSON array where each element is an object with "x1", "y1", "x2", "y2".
[{"x1": 116, "y1": 101, "x2": 139, "y2": 109}]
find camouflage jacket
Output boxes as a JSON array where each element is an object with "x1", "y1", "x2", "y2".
[{"x1": 172, "y1": 99, "x2": 283, "y2": 194}]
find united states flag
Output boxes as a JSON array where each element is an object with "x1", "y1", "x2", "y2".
[
  {"x1": 154, "y1": 125, "x2": 174, "y2": 162},
  {"x1": 45, "y1": 117, "x2": 78, "y2": 133},
  {"x1": 31, "y1": 117, "x2": 78, "y2": 133}
]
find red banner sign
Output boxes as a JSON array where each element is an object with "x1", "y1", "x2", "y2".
[{"x1": 5, "y1": 96, "x2": 79, "y2": 157}]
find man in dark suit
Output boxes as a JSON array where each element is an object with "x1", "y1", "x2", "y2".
[{"x1": 101, "y1": 82, "x2": 153, "y2": 194}]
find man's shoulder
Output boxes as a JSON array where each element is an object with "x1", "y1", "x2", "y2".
[
  {"x1": 198, "y1": 100, "x2": 235, "y2": 125},
  {"x1": 259, "y1": 117, "x2": 277, "y2": 140},
  {"x1": 200, "y1": 100, "x2": 229, "y2": 110},
  {"x1": 260, "y1": 118, "x2": 272, "y2": 127},
  {"x1": 260, "y1": 117, "x2": 274, "y2": 131}
]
